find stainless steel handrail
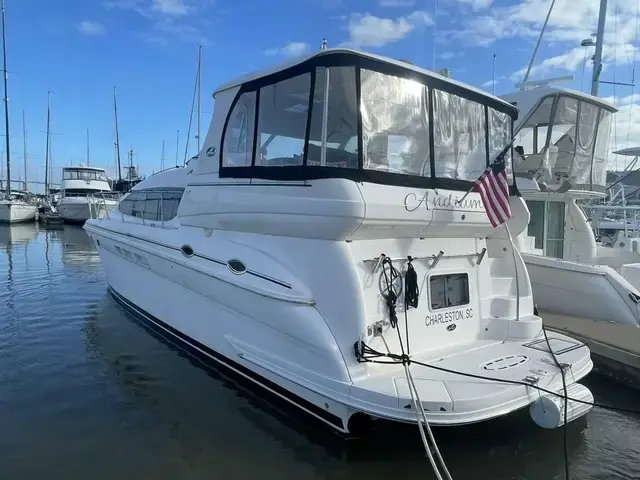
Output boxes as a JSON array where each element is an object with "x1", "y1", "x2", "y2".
[{"x1": 364, "y1": 249, "x2": 487, "y2": 273}]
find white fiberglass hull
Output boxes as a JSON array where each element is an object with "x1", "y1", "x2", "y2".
[
  {"x1": 0, "y1": 202, "x2": 37, "y2": 224},
  {"x1": 86, "y1": 221, "x2": 594, "y2": 434},
  {"x1": 523, "y1": 253, "x2": 640, "y2": 327},
  {"x1": 58, "y1": 197, "x2": 118, "y2": 224}
]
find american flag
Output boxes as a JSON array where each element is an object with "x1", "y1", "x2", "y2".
[{"x1": 474, "y1": 158, "x2": 511, "y2": 227}]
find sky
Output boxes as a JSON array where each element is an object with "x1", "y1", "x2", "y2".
[{"x1": 1, "y1": 0, "x2": 639, "y2": 193}]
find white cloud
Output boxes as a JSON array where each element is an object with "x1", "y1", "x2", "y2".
[
  {"x1": 439, "y1": 51, "x2": 461, "y2": 60},
  {"x1": 103, "y1": 0, "x2": 215, "y2": 44},
  {"x1": 378, "y1": 0, "x2": 415, "y2": 7},
  {"x1": 151, "y1": 0, "x2": 187, "y2": 15},
  {"x1": 608, "y1": 96, "x2": 640, "y2": 168},
  {"x1": 264, "y1": 42, "x2": 310, "y2": 57},
  {"x1": 510, "y1": 42, "x2": 640, "y2": 83},
  {"x1": 77, "y1": 21, "x2": 106, "y2": 36},
  {"x1": 346, "y1": 11, "x2": 433, "y2": 48},
  {"x1": 447, "y1": 0, "x2": 639, "y2": 50},
  {"x1": 481, "y1": 79, "x2": 497, "y2": 88},
  {"x1": 453, "y1": 0, "x2": 493, "y2": 11}
]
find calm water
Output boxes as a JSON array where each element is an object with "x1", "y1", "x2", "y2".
[{"x1": 1, "y1": 223, "x2": 639, "y2": 480}]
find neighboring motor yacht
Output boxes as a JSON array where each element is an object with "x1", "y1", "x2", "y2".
[
  {"x1": 498, "y1": 87, "x2": 640, "y2": 326},
  {"x1": 0, "y1": 190, "x2": 37, "y2": 223},
  {"x1": 57, "y1": 165, "x2": 118, "y2": 224},
  {"x1": 85, "y1": 49, "x2": 594, "y2": 435}
]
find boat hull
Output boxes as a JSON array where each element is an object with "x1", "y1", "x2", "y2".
[
  {"x1": 58, "y1": 197, "x2": 118, "y2": 224},
  {"x1": 0, "y1": 202, "x2": 37, "y2": 223},
  {"x1": 523, "y1": 253, "x2": 640, "y2": 327},
  {"x1": 86, "y1": 222, "x2": 594, "y2": 434}
]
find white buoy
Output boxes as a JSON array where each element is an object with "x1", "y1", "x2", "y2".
[{"x1": 530, "y1": 383, "x2": 594, "y2": 429}]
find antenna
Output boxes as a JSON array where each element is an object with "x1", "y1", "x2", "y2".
[
  {"x1": 183, "y1": 45, "x2": 201, "y2": 165},
  {"x1": 161, "y1": 140, "x2": 165, "y2": 170},
  {"x1": 521, "y1": 0, "x2": 557, "y2": 89},
  {"x1": 113, "y1": 87, "x2": 122, "y2": 182},
  {"x1": 1, "y1": 0, "x2": 10, "y2": 196},
  {"x1": 175, "y1": 129, "x2": 179, "y2": 167},
  {"x1": 86, "y1": 128, "x2": 90, "y2": 166},
  {"x1": 197, "y1": 44, "x2": 202, "y2": 152},
  {"x1": 321, "y1": 38, "x2": 327, "y2": 50},
  {"x1": 22, "y1": 109, "x2": 26, "y2": 191},
  {"x1": 432, "y1": 0, "x2": 438, "y2": 70},
  {"x1": 492, "y1": 54, "x2": 496, "y2": 95}
]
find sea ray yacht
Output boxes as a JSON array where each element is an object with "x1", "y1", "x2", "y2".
[{"x1": 85, "y1": 49, "x2": 594, "y2": 435}]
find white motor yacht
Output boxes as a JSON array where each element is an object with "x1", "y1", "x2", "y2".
[
  {"x1": 0, "y1": 190, "x2": 37, "y2": 223},
  {"x1": 499, "y1": 88, "x2": 640, "y2": 327},
  {"x1": 85, "y1": 49, "x2": 594, "y2": 435},
  {"x1": 57, "y1": 165, "x2": 118, "y2": 224}
]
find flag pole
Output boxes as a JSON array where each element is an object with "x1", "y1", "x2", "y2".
[{"x1": 503, "y1": 222, "x2": 520, "y2": 322}]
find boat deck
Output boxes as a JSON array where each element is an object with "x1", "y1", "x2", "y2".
[{"x1": 541, "y1": 310, "x2": 640, "y2": 389}]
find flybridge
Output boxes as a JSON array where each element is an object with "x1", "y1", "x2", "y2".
[{"x1": 205, "y1": 49, "x2": 518, "y2": 194}]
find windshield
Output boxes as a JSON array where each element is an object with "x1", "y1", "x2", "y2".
[
  {"x1": 513, "y1": 94, "x2": 612, "y2": 191},
  {"x1": 64, "y1": 169, "x2": 107, "y2": 181}
]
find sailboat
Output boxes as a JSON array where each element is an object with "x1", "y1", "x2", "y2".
[
  {"x1": 111, "y1": 88, "x2": 142, "y2": 193},
  {"x1": 0, "y1": 0, "x2": 36, "y2": 224}
]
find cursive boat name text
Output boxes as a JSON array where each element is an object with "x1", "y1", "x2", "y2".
[{"x1": 404, "y1": 191, "x2": 483, "y2": 212}]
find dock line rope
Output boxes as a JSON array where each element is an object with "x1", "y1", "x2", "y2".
[
  {"x1": 378, "y1": 256, "x2": 453, "y2": 480},
  {"x1": 360, "y1": 240, "x2": 640, "y2": 478},
  {"x1": 354, "y1": 342, "x2": 640, "y2": 415}
]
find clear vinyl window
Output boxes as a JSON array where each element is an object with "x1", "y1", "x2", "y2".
[
  {"x1": 360, "y1": 69, "x2": 431, "y2": 176},
  {"x1": 255, "y1": 74, "x2": 311, "y2": 167},
  {"x1": 223, "y1": 91, "x2": 256, "y2": 167},
  {"x1": 433, "y1": 90, "x2": 487, "y2": 181}
]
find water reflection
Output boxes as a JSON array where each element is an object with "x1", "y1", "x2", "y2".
[
  {"x1": 0, "y1": 223, "x2": 639, "y2": 479},
  {"x1": 59, "y1": 225, "x2": 100, "y2": 266},
  {"x1": 0, "y1": 222, "x2": 39, "y2": 247},
  {"x1": 81, "y1": 293, "x2": 591, "y2": 480}
]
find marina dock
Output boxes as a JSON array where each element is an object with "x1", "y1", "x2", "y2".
[{"x1": 543, "y1": 310, "x2": 640, "y2": 389}]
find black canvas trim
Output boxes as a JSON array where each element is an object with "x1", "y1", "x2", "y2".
[{"x1": 218, "y1": 51, "x2": 518, "y2": 193}]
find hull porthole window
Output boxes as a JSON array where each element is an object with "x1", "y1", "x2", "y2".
[
  {"x1": 181, "y1": 244, "x2": 194, "y2": 257},
  {"x1": 228, "y1": 259, "x2": 247, "y2": 275}
]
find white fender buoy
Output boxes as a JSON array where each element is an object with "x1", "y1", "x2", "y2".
[{"x1": 529, "y1": 383, "x2": 594, "y2": 429}]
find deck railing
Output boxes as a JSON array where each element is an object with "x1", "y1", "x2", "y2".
[
  {"x1": 88, "y1": 191, "x2": 170, "y2": 229},
  {"x1": 87, "y1": 192, "x2": 121, "y2": 221}
]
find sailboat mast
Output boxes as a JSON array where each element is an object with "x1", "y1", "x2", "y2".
[
  {"x1": 591, "y1": 0, "x2": 608, "y2": 96},
  {"x1": 44, "y1": 90, "x2": 51, "y2": 196},
  {"x1": 113, "y1": 87, "x2": 122, "y2": 182},
  {"x1": 86, "y1": 128, "x2": 90, "y2": 166},
  {"x1": 161, "y1": 140, "x2": 165, "y2": 170},
  {"x1": 1, "y1": 0, "x2": 10, "y2": 196},
  {"x1": 22, "y1": 109, "x2": 26, "y2": 191},
  {"x1": 197, "y1": 44, "x2": 202, "y2": 152}
]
